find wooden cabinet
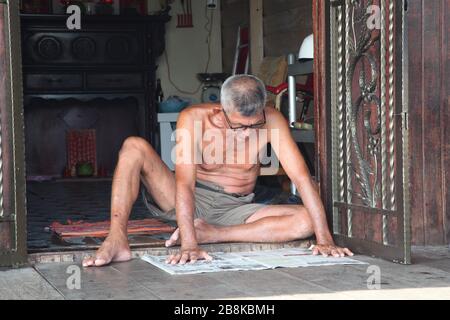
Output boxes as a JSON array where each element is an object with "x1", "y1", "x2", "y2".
[
  {"x1": 20, "y1": 13, "x2": 170, "y2": 176},
  {"x1": 25, "y1": 73, "x2": 83, "y2": 90},
  {"x1": 22, "y1": 31, "x2": 143, "y2": 65},
  {"x1": 86, "y1": 73, "x2": 143, "y2": 90}
]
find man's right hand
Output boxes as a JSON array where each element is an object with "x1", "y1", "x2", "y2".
[{"x1": 165, "y1": 246, "x2": 213, "y2": 265}]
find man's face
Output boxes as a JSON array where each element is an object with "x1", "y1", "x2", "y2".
[{"x1": 222, "y1": 108, "x2": 266, "y2": 138}]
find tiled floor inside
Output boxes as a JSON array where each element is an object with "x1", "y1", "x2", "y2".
[
  {"x1": 26, "y1": 179, "x2": 154, "y2": 251},
  {"x1": 26, "y1": 179, "x2": 290, "y2": 251}
]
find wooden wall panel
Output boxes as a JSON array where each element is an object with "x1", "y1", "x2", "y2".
[
  {"x1": 408, "y1": 0, "x2": 449, "y2": 245},
  {"x1": 407, "y1": 0, "x2": 425, "y2": 245},
  {"x1": 422, "y1": 0, "x2": 444, "y2": 245},
  {"x1": 443, "y1": 0, "x2": 450, "y2": 245},
  {"x1": 250, "y1": 0, "x2": 264, "y2": 73}
]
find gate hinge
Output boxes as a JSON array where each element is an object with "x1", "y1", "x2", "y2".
[
  {"x1": 401, "y1": 111, "x2": 408, "y2": 131},
  {"x1": 403, "y1": 111, "x2": 408, "y2": 130},
  {"x1": 394, "y1": 112, "x2": 408, "y2": 131}
]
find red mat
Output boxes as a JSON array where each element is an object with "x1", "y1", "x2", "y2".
[{"x1": 50, "y1": 218, "x2": 176, "y2": 238}]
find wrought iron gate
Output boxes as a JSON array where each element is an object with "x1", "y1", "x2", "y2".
[
  {"x1": 328, "y1": 0, "x2": 410, "y2": 263},
  {"x1": 0, "y1": 0, "x2": 27, "y2": 267}
]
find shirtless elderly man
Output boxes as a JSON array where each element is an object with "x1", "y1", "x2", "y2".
[{"x1": 82, "y1": 74, "x2": 353, "y2": 267}]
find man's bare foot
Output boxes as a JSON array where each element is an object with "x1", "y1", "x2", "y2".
[
  {"x1": 82, "y1": 233, "x2": 132, "y2": 267},
  {"x1": 165, "y1": 219, "x2": 219, "y2": 247}
]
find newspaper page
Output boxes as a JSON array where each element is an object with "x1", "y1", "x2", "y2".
[
  {"x1": 141, "y1": 252, "x2": 268, "y2": 275},
  {"x1": 141, "y1": 248, "x2": 367, "y2": 275},
  {"x1": 238, "y1": 248, "x2": 368, "y2": 268}
]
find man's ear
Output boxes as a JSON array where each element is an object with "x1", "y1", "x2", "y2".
[
  {"x1": 265, "y1": 100, "x2": 275, "y2": 108},
  {"x1": 212, "y1": 105, "x2": 222, "y2": 113}
]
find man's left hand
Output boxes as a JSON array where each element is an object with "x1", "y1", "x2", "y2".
[
  {"x1": 165, "y1": 246, "x2": 212, "y2": 265},
  {"x1": 312, "y1": 244, "x2": 354, "y2": 257}
]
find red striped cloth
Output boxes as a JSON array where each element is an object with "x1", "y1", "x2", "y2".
[{"x1": 50, "y1": 218, "x2": 176, "y2": 238}]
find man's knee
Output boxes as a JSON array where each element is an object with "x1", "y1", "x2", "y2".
[
  {"x1": 120, "y1": 136, "x2": 153, "y2": 160},
  {"x1": 121, "y1": 136, "x2": 151, "y2": 151},
  {"x1": 292, "y1": 206, "x2": 314, "y2": 239}
]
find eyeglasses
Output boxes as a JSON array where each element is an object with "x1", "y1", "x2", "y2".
[{"x1": 222, "y1": 109, "x2": 266, "y2": 131}]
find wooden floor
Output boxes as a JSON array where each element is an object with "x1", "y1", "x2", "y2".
[{"x1": 1, "y1": 246, "x2": 450, "y2": 300}]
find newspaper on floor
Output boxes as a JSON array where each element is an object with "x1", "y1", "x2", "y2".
[{"x1": 141, "y1": 247, "x2": 367, "y2": 275}]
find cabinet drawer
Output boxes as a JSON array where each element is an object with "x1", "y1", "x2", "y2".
[
  {"x1": 25, "y1": 73, "x2": 83, "y2": 90},
  {"x1": 86, "y1": 73, "x2": 143, "y2": 90}
]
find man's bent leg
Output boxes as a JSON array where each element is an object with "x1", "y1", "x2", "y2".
[
  {"x1": 165, "y1": 205, "x2": 314, "y2": 246},
  {"x1": 83, "y1": 137, "x2": 176, "y2": 267}
]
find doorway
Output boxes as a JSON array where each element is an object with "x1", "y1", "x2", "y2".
[{"x1": 1, "y1": 0, "x2": 420, "y2": 266}]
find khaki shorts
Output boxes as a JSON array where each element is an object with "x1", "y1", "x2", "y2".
[{"x1": 142, "y1": 179, "x2": 267, "y2": 226}]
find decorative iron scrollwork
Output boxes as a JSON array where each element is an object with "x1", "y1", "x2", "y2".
[{"x1": 344, "y1": 0, "x2": 383, "y2": 208}]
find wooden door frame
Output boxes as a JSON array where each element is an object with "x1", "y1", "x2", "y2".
[
  {"x1": 312, "y1": 0, "x2": 333, "y2": 227},
  {"x1": 0, "y1": 0, "x2": 28, "y2": 267}
]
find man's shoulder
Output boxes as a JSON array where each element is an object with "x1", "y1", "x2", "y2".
[
  {"x1": 178, "y1": 103, "x2": 215, "y2": 120},
  {"x1": 182, "y1": 103, "x2": 216, "y2": 113},
  {"x1": 177, "y1": 103, "x2": 216, "y2": 129},
  {"x1": 264, "y1": 106, "x2": 289, "y2": 128}
]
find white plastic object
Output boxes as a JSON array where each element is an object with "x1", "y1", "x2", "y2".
[
  {"x1": 298, "y1": 34, "x2": 314, "y2": 60},
  {"x1": 207, "y1": 0, "x2": 217, "y2": 9}
]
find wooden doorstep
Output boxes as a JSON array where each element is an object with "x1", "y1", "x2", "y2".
[{"x1": 27, "y1": 239, "x2": 313, "y2": 265}]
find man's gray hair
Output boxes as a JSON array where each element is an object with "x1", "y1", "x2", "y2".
[{"x1": 220, "y1": 74, "x2": 267, "y2": 116}]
